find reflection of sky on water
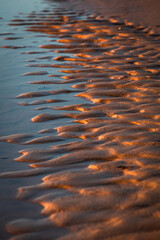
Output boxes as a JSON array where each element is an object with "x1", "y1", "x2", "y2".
[
  {"x1": 0, "y1": 0, "x2": 59, "y2": 136},
  {"x1": 0, "y1": 0, "x2": 86, "y2": 182},
  {"x1": 0, "y1": 0, "x2": 46, "y2": 19},
  {"x1": 0, "y1": 2, "x2": 60, "y2": 238}
]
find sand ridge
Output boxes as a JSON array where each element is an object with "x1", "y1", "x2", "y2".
[{"x1": 0, "y1": 3, "x2": 160, "y2": 240}]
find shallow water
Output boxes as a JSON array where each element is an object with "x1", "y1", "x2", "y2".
[{"x1": 0, "y1": 0, "x2": 160, "y2": 239}]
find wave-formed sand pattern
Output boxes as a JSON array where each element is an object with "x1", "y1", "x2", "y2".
[{"x1": 1, "y1": 6, "x2": 160, "y2": 240}]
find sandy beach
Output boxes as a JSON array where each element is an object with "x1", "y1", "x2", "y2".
[
  {"x1": 66, "y1": 0, "x2": 160, "y2": 30},
  {"x1": 0, "y1": 0, "x2": 160, "y2": 239}
]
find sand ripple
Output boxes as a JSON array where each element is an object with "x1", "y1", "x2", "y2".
[{"x1": 0, "y1": 5, "x2": 160, "y2": 240}]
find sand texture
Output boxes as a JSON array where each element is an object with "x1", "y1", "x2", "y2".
[
  {"x1": 66, "y1": 0, "x2": 160, "y2": 31},
  {"x1": 0, "y1": 1, "x2": 160, "y2": 239}
]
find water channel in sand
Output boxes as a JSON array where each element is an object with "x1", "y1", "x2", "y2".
[{"x1": 0, "y1": 0, "x2": 160, "y2": 239}]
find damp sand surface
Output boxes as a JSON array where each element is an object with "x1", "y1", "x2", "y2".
[
  {"x1": 0, "y1": 0, "x2": 160, "y2": 239},
  {"x1": 66, "y1": 0, "x2": 160, "y2": 32}
]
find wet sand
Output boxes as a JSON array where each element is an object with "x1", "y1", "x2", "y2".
[
  {"x1": 66, "y1": 0, "x2": 160, "y2": 31},
  {"x1": 0, "y1": 0, "x2": 160, "y2": 239}
]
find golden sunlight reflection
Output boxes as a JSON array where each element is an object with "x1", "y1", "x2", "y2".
[{"x1": 0, "y1": 2, "x2": 160, "y2": 240}]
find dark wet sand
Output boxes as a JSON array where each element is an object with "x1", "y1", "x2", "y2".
[
  {"x1": 0, "y1": 0, "x2": 160, "y2": 239},
  {"x1": 65, "y1": 0, "x2": 160, "y2": 31}
]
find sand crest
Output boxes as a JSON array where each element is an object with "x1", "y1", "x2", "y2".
[{"x1": 0, "y1": 1, "x2": 160, "y2": 239}]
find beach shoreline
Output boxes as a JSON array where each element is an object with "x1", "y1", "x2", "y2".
[{"x1": 0, "y1": 0, "x2": 160, "y2": 239}]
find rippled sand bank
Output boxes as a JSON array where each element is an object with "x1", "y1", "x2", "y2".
[
  {"x1": 0, "y1": 1, "x2": 160, "y2": 239},
  {"x1": 65, "y1": 0, "x2": 160, "y2": 31}
]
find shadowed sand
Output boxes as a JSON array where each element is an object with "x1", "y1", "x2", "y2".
[
  {"x1": 63, "y1": 0, "x2": 160, "y2": 31},
  {"x1": 0, "y1": 1, "x2": 160, "y2": 240}
]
